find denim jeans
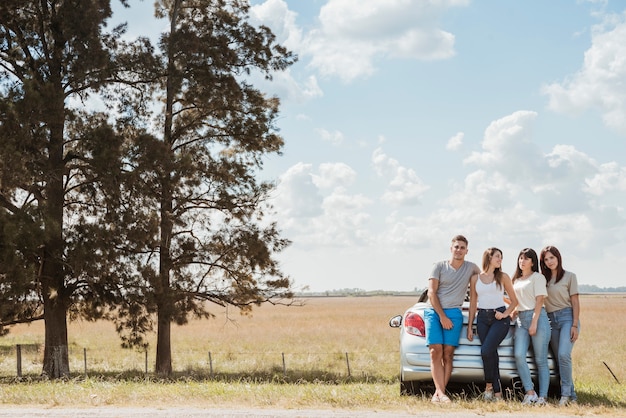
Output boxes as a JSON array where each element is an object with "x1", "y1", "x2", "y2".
[
  {"x1": 477, "y1": 307, "x2": 510, "y2": 393},
  {"x1": 548, "y1": 307, "x2": 579, "y2": 400},
  {"x1": 514, "y1": 308, "x2": 551, "y2": 397}
]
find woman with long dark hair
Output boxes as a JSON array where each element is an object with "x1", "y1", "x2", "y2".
[
  {"x1": 512, "y1": 248, "x2": 550, "y2": 405},
  {"x1": 467, "y1": 247, "x2": 518, "y2": 401},
  {"x1": 540, "y1": 246, "x2": 580, "y2": 406}
]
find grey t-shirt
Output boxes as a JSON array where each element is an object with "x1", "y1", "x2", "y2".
[{"x1": 427, "y1": 260, "x2": 478, "y2": 309}]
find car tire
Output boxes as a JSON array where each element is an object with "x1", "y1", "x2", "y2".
[{"x1": 400, "y1": 379, "x2": 420, "y2": 396}]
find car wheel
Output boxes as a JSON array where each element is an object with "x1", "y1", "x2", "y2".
[{"x1": 400, "y1": 379, "x2": 420, "y2": 396}]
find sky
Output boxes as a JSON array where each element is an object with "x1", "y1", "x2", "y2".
[{"x1": 114, "y1": 0, "x2": 626, "y2": 292}]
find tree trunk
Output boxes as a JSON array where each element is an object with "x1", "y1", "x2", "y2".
[
  {"x1": 42, "y1": 286, "x2": 70, "y2": 378},
  {"x1": 153, "y1": 0, "x2": 180, "y2": 377},
  {"x1": 155, "y1": 185, "x2": 174, "y2": 376},
  {"x1": 40, "y1": 147, "x2": 70, "y2": 378},
  {"x1": 40, "y1": 69, "x2": 70, "y2": 378},
  {"x1": 155, "y1": 307, "x2": 172, "y2": 376}
]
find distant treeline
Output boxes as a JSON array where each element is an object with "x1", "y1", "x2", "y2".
[
  {"x1": 296, "y1": 289, "x2": 421, "y2": 297},
  {"x1": 578, "y1": 284, "x2": 626, "y2": 293},
  {"x1": 297, "y1": 284, "x2": 626, "y2": 297}
]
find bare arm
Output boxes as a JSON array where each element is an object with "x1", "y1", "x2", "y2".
[
  {"x1": 529, "y1": 295, "x2": 544, "y2": 336},
  {"x1": 467, "y1": 274, "x2": 478, "y2": 341},
  {"x1": 428, "y1": 278, "x2": 453, "y2": 330},
  {"x1": 499, "y1": 274, "x2": 518, "y2": 319},
  {"x1": 570, "y1": 293, "x2": 580, "y2": 342}
]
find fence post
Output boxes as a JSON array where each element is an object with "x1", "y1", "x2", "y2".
[
  {"x1": 84, "y1": 348, "x2": 88, "y2": 377},
  {"x1": 145, "y1": 349, "x2": 148, "y2": 376},
  {"x1": 208, "y1": 351, "x2": 213, "y2": 377},
  {"x1": 345, "y1": 352, "x2": 351, "y2": 377},
  {"x1": 16, "y1": 344, "x2": 22, "y2": 378},
  {"x1": 282, "y1": 352, "x2": 286, "y2": 376}
]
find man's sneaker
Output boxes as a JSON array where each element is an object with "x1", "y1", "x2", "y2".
[
  {"x1": 559, "y1": 396, "x2": 571, "y2": 406},
  {"x1": 521, "y1": 393, "x2": 538, "y2": 405},
  {"x1": 535, "y1": 397, "x2": 547, "y2": 406}
]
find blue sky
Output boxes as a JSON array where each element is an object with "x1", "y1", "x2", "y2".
[{"x1": 116, "y1": 0, "x2": 626, "y2": 291}]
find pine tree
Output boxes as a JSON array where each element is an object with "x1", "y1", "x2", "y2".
[
  {"x1": 0, "y1": 0, "x2": 139, "y2": 377},
  {"x1": 114, "y1": 0, "x2": 297, "y2": 376}
]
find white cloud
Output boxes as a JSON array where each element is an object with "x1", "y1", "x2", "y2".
[
  {"x1": 251, "y1": 0, "x2": 469, "y2": 89},
  {"x1": 249, "y1": 0, "x2": 323, "y2": 102},
  {"x1": 446, "y1": 132, "x2": 464, "y2": 151},
  {"x1": 301, "y1": 0, "x2": 469, "y2": 82},
  {"x1": 315, "y1": 190, "x2": 373, "y2": 245},
  {"x1": 317, "y1": 129, "x2": 345, "y2": 146},
  {"x1": 271, "y1": 162, "x2": 372, "y2": 247},
  {"x1": 311, "y1": 162, "x2": 356, "y2": 190},
  {"x1": 382, "y1": 167, "x2": 430, "y2": 206},
  {"x1": 372, "y1": 148, "x2": 430, "y2": 206},
  {"x1": 383, "y1": 212, "x2": 446, "y2": 247},
  {"x1": 250, "y1": 0, "x2": 302, "y2": 49},
  {"x1": 272, "y1": 163, "x2": 323, "y2": 224},
  {"x1": 465, "y1": 110, "x2": 546, "y2": 184},
  {"x1": 457, "y1": 110, "x2": 626, "y2": 253},
  {"x1": 542, "y1": 11, "x2": 626, "y2": 134},
  {"x1": 584, "y1": 161, "x2": 626, "y2": 195}
]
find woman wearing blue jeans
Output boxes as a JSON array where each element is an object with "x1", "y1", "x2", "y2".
[
  {"x1": 540, "y1": 246, "x2": 580, "y2": 406},
  {"x1": 467, "y1": 247, "x2": 519, "y2": 401},
  {"x1": 512, "y1": 248, "x2": 550, "y2": 406}
]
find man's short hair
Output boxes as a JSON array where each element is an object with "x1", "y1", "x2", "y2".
[{"x1": 451, "y1": 235, "x2": 468, "y2": 246}]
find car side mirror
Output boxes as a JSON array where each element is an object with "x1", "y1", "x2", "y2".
[{"x1": 389, "y1": 315, "x2": 402, "y2": 328}]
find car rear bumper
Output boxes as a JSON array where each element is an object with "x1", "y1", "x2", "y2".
[{"x1": 400, "y1": 338, "x2": 559, "y2": 385}]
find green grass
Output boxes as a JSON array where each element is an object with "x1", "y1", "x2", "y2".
[{"x1": 1, "y1": 377, "x2": 624, "y2": 415}]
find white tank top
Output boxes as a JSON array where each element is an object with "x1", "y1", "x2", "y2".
[{"x1": 476, "y1": 276, "x2": 505, "y2": 309}]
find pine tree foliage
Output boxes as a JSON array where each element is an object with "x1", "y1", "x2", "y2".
[
  {"x1": 109, "y1": 0, "x2": 297, "y2": 375},
  {"x1": 0, "y1": 0, "x2": 148, "y2": 377}
]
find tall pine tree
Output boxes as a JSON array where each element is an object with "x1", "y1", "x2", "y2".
[
  {"x1": 0, "y1": 0, "x2": 142, "y2": 377},
  {"x1": 114, "y1": 0, "x2": 297, "y2": 376}
]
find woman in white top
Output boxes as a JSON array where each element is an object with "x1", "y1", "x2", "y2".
[
  {"x1": 512, "y1": 248, "x2": 551, "y2": 406},
  {"x1": 540, "y1": 246, "x2": 580, "y2": 406},
  {"x1": 467, "y1": 247, "x2": 518, "y2": 401}
]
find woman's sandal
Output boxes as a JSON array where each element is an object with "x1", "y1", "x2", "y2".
[{"x1": 431, "y1": 394, "x2": 451, "y2": 404}]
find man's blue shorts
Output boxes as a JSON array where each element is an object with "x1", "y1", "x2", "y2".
[{"x1": 424, "y1": 307, "x2": 463, "y2": 347}]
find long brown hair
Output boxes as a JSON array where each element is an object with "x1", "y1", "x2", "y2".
[
  {"x1": 540, "y1": 245, "x2": 565, "y2": 284},
  {"x1": 482, "y1": 247, "x2": 503, "y2": 289},
  {"x1": 512, "y1": 248, "x2": 539, "y2": 282}
]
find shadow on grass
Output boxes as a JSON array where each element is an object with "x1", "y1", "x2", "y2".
[
  {"x1": 0, "y1": 366, "x2": 397, "y2": 386},
  {"x1": 577, "y1": 390, "x2": 626, "y2": 409}
]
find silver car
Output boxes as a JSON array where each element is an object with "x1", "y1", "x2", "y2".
[{"x1": 389, "y1": 290, "x2": 559, "y2": 396}]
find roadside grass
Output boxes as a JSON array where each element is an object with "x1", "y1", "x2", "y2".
[{"x1": 0, "y1": 295, "x2": 624, "y2": 415}]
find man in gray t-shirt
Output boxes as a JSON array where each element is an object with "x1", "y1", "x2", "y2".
[
  {"x1": 427, "y1": 260, "x2": 477, "y2": 309},
  {"x1": 425, "y1": 235, "x2": 479, "y2": 403}
]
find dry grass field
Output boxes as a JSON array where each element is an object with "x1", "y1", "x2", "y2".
[{"x1": 0, "y1": 294, "x2": 625, "y2": 415}]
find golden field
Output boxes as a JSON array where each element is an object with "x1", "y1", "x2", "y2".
[{"x1": 0, "y1": 294, "x2": 624, "y2": 414}]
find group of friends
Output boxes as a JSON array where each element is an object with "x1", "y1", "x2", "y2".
[{"x1": 426, "y1": 235, "x2": 580, "y2": 406}]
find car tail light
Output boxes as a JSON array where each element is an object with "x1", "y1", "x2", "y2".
[{"x1": 404, "y1": 312, "x2": 425, "y2": 337}]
